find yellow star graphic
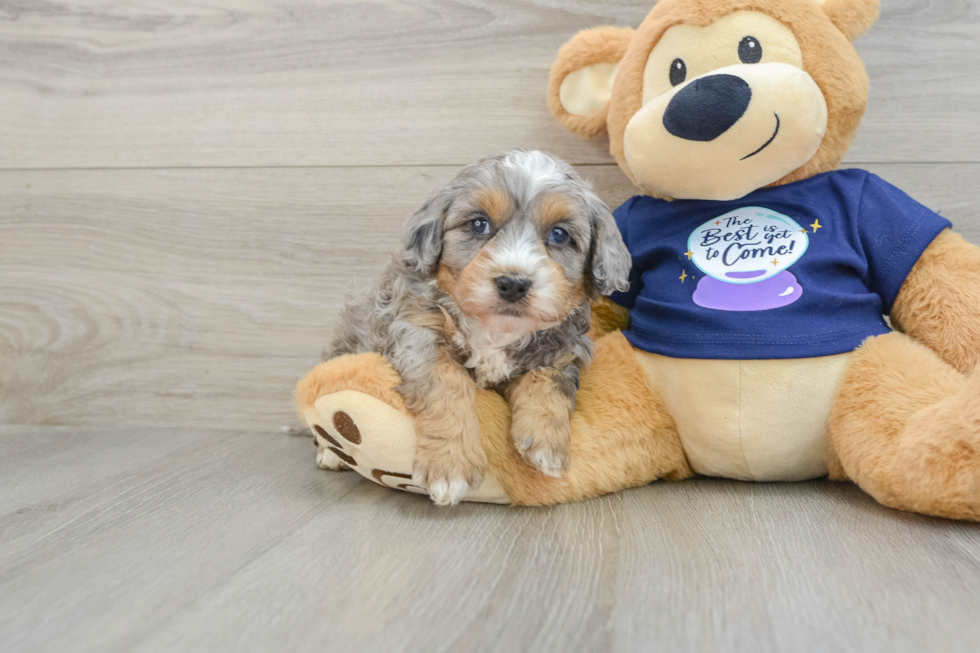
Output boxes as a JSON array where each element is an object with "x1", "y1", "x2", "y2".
[
  {"x1": 771, "y1": 258, "x2": 780, "y2": 267},
  {"x1": 684, "y1": 249, "x2": 694, "y2": 259},
  {"x1": 810, "y1": 219, "x2": 823, "y2": 233},
  {"x1": 800, "y1": 229, "x2": 808, "y2": 235},
  {"x1": 679, "y1": 270, "x2": 688, "y2": 283},
  {"x1": 715, "y1": 220, "x2": 721, "y2": 226}
]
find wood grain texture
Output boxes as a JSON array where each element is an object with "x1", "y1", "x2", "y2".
[
  {"x1": 1, "y1": 0, "x2": 978, "y2": 169},
  {"x1": 1, "y1": 424, "x2": 979, "y2": 653},
  {"x1": 2, "y1": 163, "x2": 978, "y2": 431}
]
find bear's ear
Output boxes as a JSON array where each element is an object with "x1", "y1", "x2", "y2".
[
  {"x1": 819, "y1": 0, "x2": 880, "y2": 41},
  {"x1": 548, "y1": 26, "x2": 634, "y2": 139}
]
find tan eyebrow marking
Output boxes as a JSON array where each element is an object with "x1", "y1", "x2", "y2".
[
  {"x1": 537, "y1": 193, "x2": 576, "y2": 227},
  {"x1": 474, "y1": 187, "x2": 514, "y2": 226}
]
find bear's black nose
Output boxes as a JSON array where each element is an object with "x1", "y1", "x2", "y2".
[
  {"x1": 663, "y1": 74, "x2": 752, "y2": 142},
  {"x1": 495, "y1": 275, "x2": 532, "y2": 303}
]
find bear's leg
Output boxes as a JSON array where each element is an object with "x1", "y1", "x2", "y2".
[
  {"x1": 485, "y1": 331, "x2": 693, "y2": 505},
  {"x1": 829, "y1": 332, "x2": 980, "y2": 521},
  {"x1": 297, "y1": 352, "x2": 446, "y2": 498},
  {"x1": 295, "y1": 332, "x2": 692, "y2": 505}
]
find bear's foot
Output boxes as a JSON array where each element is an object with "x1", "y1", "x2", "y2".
[
  {"x1": 304, "y1": 390, "x2": 428, "y2": 495},
  {"x1": 831, "y1": 332, "x2": 980, "y2": 521},
  {"x1": 296, "y1": 355, "x2": 510, "y2": 504}
]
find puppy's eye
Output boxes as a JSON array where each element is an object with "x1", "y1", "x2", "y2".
[
  {"x1": 669, "y1": 58, "x2": 687, "y2": 86},
  {"x1": 739, "y1": 36, "x2": 762, "y2": 64},
  {"x1": 549, "y1": 227, "x2": 570, "y2": 245},
  {"x1": 469, "y1": 218, "x2": 491, "y2": 235}
]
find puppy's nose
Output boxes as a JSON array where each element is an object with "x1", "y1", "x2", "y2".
[
  {"x1": 663, "y1": 74, "x2": 752, "y2": 142},
  {"x1": 495, "y1": 275, "x2": 532, "y2": 303}
]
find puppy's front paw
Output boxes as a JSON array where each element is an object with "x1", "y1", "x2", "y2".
[
  {"x1": 412, "y1": 408, "x2": 487, "y2": 506},
  {"x1": 512, "y1": 407, "x2": 571, "y2": 478},
  {"x1": 517, "y1": 440, "x2": 569, "y2": 478}
]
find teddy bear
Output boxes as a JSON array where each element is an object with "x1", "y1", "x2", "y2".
[{"x1": 296, "y1": 0, "x2": 980, "y2": 520}]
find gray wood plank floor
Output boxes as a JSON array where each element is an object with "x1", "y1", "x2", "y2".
[
  {"x1": 3, "y1": 1, "x2": 980, "y2": 651},
  {"x1": 2, "y1": 424, "x2": 979, "y2": 653}
]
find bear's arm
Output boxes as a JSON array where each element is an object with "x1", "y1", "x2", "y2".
[
  {"x1": 891, "y1": 229, "x2": 980, "y2": 374},
  {"x1": 589, "y1": 296, "x2": 631, "y2": 340}
]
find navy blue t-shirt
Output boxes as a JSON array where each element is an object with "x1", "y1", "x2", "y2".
[{"x1": 610, "y1": 169, "x2": 951, "y2": 360}]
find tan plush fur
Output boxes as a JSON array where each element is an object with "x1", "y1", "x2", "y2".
[
  {"x1": 891, "y1": 230, "x2": 980, "y2": 375},
  {"x1": 588, "y1": 296, "x2": 631, "y2": 341},
  {"x1": 550, "y1": 0, "x2": 871, "y2": 199},
  {"x1": 296, "y1": 353, "x2": 409, "y2": 415},
  {"x1": 484, "y1": 332, "x2": 693, "y2": 505},
  {"x1": 821, "y1": 0, "x2": 880, "y2": 41},
  {"x1": 829, "y1": 332, "x2": 980, "y2": 521}
]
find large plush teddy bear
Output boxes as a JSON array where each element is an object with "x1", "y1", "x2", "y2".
[{"x1": 297, "y1": 0, "x2": 980, "y2": 520}]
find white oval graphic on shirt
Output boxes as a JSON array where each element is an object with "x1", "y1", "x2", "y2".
[{"x1": 687, "y1": 207, "x2": 809, "y2": 284}]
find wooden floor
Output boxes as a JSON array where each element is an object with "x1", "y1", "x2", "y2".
[
  {"x1": 2, "y1": 1, "x2": 980, "y2": 651},
  {"x1": 2, "y1": 424, "x2": 980, "y2": 653}
]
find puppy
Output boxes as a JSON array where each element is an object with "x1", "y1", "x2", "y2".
[{"x1": 325, "y1": 149, "x2": 631, "y2": 505}]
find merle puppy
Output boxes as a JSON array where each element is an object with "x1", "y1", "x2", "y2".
[{"x1": 325, "y1": 149, "x2": 630, "y2": 505}]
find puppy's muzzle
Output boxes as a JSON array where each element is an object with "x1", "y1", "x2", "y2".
[{"x1": 495, "y1": 275, "x2": 532, "y2": 303}]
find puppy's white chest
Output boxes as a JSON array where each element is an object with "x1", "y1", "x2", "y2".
[
  {"x1": 466, "y1": 345, "x2": 515, "y2": 388},
  {"x1": 455, "y1": 323, "x2": 523, "y2": 388}
]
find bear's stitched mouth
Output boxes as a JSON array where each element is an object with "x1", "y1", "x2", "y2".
[{"x1": 741, "y1": 113, "x2": 781, "y2": 161}]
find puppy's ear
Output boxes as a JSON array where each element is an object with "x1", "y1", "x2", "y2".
[
  {"x1": 821, "y1": 0, "x2": 880, "y2": 41},
  {"x1": 402, "y1": 188, "x2": 455, "y2": 275},
  {"x1": 585, "y1": 194, "x2": 631, "y2": 297},
  {"x1": 548, "y1": 26, "x2": 634, "y2": 139}
]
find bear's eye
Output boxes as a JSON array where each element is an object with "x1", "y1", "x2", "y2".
[
  {"x1": 669, "y1": 58, "x2": 687, "y2": 86},
  {"x1": 739, "y1": 36, "x2": 762, "y2": 64}
]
